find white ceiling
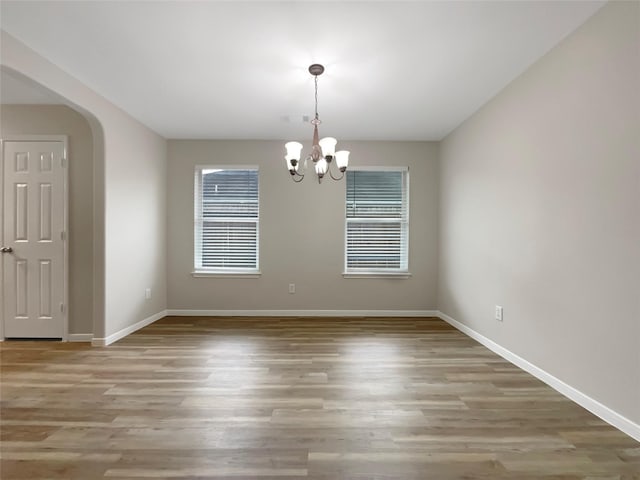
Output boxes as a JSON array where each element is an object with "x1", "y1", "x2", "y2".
[{"x1": 1, "y1": 1, "x2": 605, "y2": 141}]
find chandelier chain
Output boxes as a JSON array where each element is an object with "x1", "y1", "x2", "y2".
[{"x1": 314, "y1": 75, "x2": 319, "y2": 120}]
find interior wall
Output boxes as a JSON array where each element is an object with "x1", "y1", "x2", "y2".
[
  {"x1": 1, "y1": 32, "x2": 168, "y2": 341},
  {"x1": 105, "y1": 122, "x2": 167, "y2": 337},
  {"x1": 167, "y1": 140, "x2": 438, "y2": 312},
  {"x1": 438, "y1": 0, "x2": 640, "y2": 426},
  {"x1": 0, "y1": 104, "x2": 94, "y2": 335}
]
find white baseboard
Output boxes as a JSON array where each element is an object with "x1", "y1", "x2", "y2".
[
  {"x1": 68, "y1": 333, "x2": 93, "y2": 342},
  {"x1": 437, "y1": 311, "x2": 640, "y2": 442},
  {"x1": 92, "y1": 310, "x2": 168, "y2": 347},
  {"x1": 166, "y1": 309, "x2": 438, "y2": 318}
]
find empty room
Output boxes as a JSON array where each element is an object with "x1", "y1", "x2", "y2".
[{"x1": 0, "y1": 1, "x2": 638, "y2": 479}]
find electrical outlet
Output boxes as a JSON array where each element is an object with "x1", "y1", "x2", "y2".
[
  {"x1": 289, "y1": 283, "x2": 296, "y2": 294},
  {"x1": 145, "y1": 288, "x2": 152, "y2": 300},
  {"x1": 495, "y1": 305, "x2": 503, "y2": 322}
]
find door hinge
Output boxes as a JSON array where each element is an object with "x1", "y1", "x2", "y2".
[
  {"x1": 60, "y1": 303, "x2": 65, "y2": 313},
  {"x1": 61, "y1": 231, "x2": 66, "y2": 241}
]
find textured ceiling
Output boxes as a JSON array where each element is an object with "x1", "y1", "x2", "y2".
[{"x1": 1, "y1": 1, "x2": 605, "y2": 140}]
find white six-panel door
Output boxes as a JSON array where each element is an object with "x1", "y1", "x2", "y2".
[{"x1": 2, "y1": 139, "x2": 67, "y2": 339}]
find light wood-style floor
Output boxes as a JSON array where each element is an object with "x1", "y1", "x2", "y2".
[{"x1": 1, "y1": 316, "x2": 638, "y2": 479}]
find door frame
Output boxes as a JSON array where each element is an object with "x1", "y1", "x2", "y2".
[{"x1": 0, "y1": 135, "x2": 69, "y2": 341}]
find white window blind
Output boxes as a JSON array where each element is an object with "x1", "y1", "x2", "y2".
[
  {"x1": 345, "y1": 168, "x2": 409, "y2": 272},
  {"x1": 194, "y1": 167, "x2": 259, "y2": 272}
]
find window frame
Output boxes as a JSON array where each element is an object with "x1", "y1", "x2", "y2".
[
  {"x1": 343, "y1": 166, "x2": 411, "y2": 278},
  {"x1": 193, "y1": 165, "x2": 260, "y2": 277}
]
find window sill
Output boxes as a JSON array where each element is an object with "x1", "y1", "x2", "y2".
[
  {"x1": 342, "y1": 271, "x2": 412, "y2": 279},
  {"x1": 192, "y1": 270, "x2": 261, "y2": 278}
]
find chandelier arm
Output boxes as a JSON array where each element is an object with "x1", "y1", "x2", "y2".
[
  {"x1": 289, "y1": 156, "x2": 310, "y2": 182},
  {"x1": 328, "y1": 164, "x2": 345, "y2": 181},
  {"x1": 290, "y1": 163, "x2": 305, "y2": 180}
]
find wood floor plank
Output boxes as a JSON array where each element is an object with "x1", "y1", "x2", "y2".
[{"x1": 1, "y1": 316, "x2": 638, "y2": 479}]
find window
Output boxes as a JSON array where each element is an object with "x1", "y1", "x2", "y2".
[
  {"x1": 194, "y1": 166, "x2": 259, "y2": 275},
  {"x1": 345, "y1": 168, "x2": 409, "y2": 276}
]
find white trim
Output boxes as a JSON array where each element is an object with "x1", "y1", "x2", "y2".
[
  {"x1": 437, "y1": 311, "x2": 640, "y2": 442},
  {"x1": 166, "y1": 309, "x2": 437, "y2": 317},
  {"x1": 192, "y1": 270, "x2": 261, "y2": 278},
  {"x1": 0, "y1": 135, "x2": 69, "y2": 341},
  {"x1": 195, "y1": 164, "x2": 259, "y2": 171},
  {"x1": 0, "y1": 135, "x2": 70, "y2": 142},
  {"x1": 62, "y1": 136, "x2": 69, "y2": 342},
  {"x1": 342, "y1": 272, "x2": 412, "y2": 279},
  {"x1": 91, "y1": 310, "x2": 167, "y2": 347},
  {"x1": 349, "y1": 166, "x2": 409, "y2": 172},
  {"x1": 68, "y1": 333, "x2": 93, "y2": 342}
]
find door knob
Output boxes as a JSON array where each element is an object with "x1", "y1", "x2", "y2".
[{"x1": 1, "y1": 247, "x2": 13, "y2": 253}]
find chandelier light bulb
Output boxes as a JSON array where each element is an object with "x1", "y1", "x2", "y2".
[
  {"x1": 319, "y1": 137, "x2": 337, "y2": 159},
  {"x1": 285, "y1": 141, "x2": 303, "y2": 162},
  {"x1": 315, "y1": 158, "x2": 328, "y2": 177},
  {"x1": 335, "y1": 150, "x2": 350, "y2": 170}
]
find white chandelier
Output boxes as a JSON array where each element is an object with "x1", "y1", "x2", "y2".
[{"x1": 285, "y1": 64, "x2": 349, "y2": 183}]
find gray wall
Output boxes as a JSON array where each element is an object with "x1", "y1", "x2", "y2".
[
  {"x1": 438, "y1": 1, "x2": 639, "y2": 425},
  {"x1": 2, "y1": 32, "x2": 168, "y2": 341},
  {"x1": 103, "y1": 113, "x2": 167, "y2": 337},
  {"x1": 167, "y1": 140, "x2": 438, "y2": 312},
  {"x1": 1, "y1": 105, "x2": 94, "y2": 335}
]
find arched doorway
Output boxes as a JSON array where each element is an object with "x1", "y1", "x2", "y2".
[{"x1": 1, "y1": 66, "x2": 105, "y2": 341}]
